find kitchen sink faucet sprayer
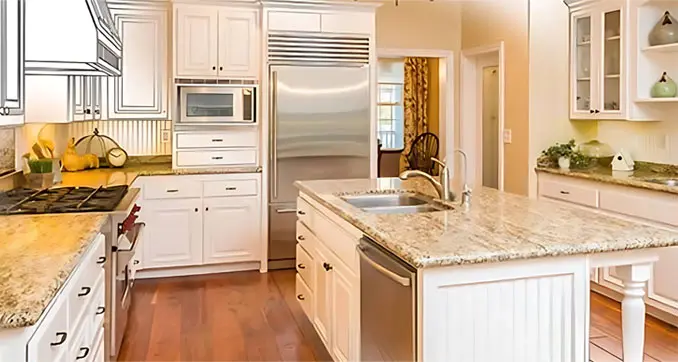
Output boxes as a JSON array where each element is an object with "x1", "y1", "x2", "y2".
[{"x1": 454, "y1": 149, "x2": 472, "y2": 209}]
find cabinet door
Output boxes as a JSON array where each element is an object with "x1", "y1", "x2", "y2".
[
  {"x1": 109, "y1": 7, "x2": 168, "y2": 119},
  {"x1": 143, "y1": 199, "x2": 203, "y2": 269},
  {"x1": 203, "y1": 196, "x2": 261, "y2": 264},
  {"x1": 0, "y1": 0, "x2": 25, "y2": 120},
  {"x1": 570, "y1": 9, "x2": 597, "y2": 119},
  {"x1": 217, "y1": 10, "x2": 258, "y2": 78},
  {"x1": 72, "y1": 76, "x2": 86, "y2": 121},
  {"x1": 175, "y1": 6, "x2": 219, "y2": 78},
  {"x1": 313, "y1": 241, "x2": 333, "y2": 346},
  {"x1": 84, "y1": 77, "x2": 94, "y2": 120},
  {"x1": 597, "y1": 4, "x2": 623, "y2": 119},
  {"x1": 648, "y1": 247, "x2": 678, "y2": 314},
  {"x1": 330, "y1": 261, "x2": 358, "y2": 362},
  {"x1": 91, "y1": 77, "x2": 103, "y2": 120}
]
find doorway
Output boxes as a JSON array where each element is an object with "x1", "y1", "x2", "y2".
[{"x1": 460, "y1": 43, "x2": 505, "y2": 191}]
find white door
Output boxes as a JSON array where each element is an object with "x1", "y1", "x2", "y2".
[
  {"x1": 108, "y1": 7, "x2": 168, "y2": 119},
  {"x1": 203, "y1": 196, "x2": 260, "y2": 264},
  {"x1": 72, "y1": 76, "x2": 86, "y2": 121},
  {"x1": 217, "y1": 10, "x2": 258, "y2": 78},
  {"x1": 648, "y1": 247, "x2": 678, "y2": 314},
  {"x1": 143, "y1": 199, "x2": 203, "y2": 269},
  {"x1": 331, "y1": 261, "x2": 358, "y2": 362},
  {"x1": 175, "y1": 6, "x2": 218, "y2": 78},
  {"x1": 313, "y1": 241, "x2": 333, "y2": 347}
]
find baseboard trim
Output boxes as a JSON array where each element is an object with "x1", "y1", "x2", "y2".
[{"x1": 136, "y1": 262, "x2": 261, "y2": 279}]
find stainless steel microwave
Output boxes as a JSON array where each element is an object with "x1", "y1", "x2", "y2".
[{"x1": 179, "y1": 86, "x2": 256, "y2": 123}]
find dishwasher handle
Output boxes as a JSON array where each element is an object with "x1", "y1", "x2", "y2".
[{"x1": 357, "y1": 246, "x2": 411, "y2": 287}]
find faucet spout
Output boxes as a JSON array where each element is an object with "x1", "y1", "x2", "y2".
[{"x1": 399, "y1": 170, "x2": 444, "y2": 199}]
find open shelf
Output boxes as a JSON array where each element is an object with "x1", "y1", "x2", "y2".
[
  {"x1": 636, "y1": 97, "x2": 678, "y2": 103},
  {"x1": 643, "y1": 43, "x2": 678, "y2": 53}
]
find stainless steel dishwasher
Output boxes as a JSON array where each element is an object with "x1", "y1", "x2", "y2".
[{"x1": 358, "y1": 236, "x2": 417, "y2": 362}]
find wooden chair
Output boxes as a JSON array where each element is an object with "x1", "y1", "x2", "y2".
[{"x1": 404, "y1": 132, "x2": 439, "y2": 175}]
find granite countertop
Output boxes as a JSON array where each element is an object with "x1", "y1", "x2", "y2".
[
  {"x1": 295, "y1": 178, "x2": 678, "y2": 269},
  {"x1": 0, "y1": 213, "x2": 109, "y2": 328},
  {"x1": 536, "y1": 162, "x2": 678, "y2": 195},
  {"x1": 60, "y1": 155, "x2": 262, "y2": 187}
]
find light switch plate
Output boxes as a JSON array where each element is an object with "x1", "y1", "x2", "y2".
[
  {"x1": 503, "y1": 129, "x2": 512, "y2": 144},
  {"x1": 161, "y1": 129, "x2": 171, "y2": 143}
]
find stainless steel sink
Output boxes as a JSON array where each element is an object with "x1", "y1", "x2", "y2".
[
  {"x1": 644, "y1": 179, "x2": 678, "y2": 187},
  {"x1": 341, "y1": 193, "x2": 452, "y2": 214}
]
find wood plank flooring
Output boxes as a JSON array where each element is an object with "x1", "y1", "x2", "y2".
[{"x1": 118, "y1": 270, "x2": 678, "y2": 362}]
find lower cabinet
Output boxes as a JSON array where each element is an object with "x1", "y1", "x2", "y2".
[
  {"x1": 143, "y1": 198, "x2": 203, "y2": 269},
  {"x1": 296, "y1": 194, "x2": 360, "y2": 362},
  {"x1": 203, "y1": 196, "x2": 261, "y2": 264}
]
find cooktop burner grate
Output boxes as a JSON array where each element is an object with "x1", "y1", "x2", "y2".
[{"x1": 0, "y1": 185, "x2": 128, "y2": 215}]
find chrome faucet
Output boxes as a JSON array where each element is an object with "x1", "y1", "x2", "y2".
[
  {"x1": 455, "y1": 149, "x2": 472, "y2": 208},
  {"x1": 399, "y1": 157, "x2": 455, "y2": 202}
]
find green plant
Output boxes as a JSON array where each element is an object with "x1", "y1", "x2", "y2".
[{"x1": 539, "y1": 139, "x2": 591, "y2": 169}]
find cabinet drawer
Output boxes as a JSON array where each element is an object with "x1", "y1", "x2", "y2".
[
  {"x1": 268, "y1": 11, "x2": 321, "y2": 32},
  {"x1": 176, "y1": 149, "x2": 257, "y2": 167},
  {"x1": 144, "y1": 177, "x2": 202, "y2": 200},
  {"x1": 68, "y1": 237, "x2": 105, "y2": 329},
  {"x1": 203, "y1": 179, "x2": 258, "y2": 197},
  {"x1": 295, "y1": 273, "x2": 314, "y2": 320},
  {"x1": 296, "y1": 243, "x2": 314, "y2": 288},
  {"x1": 296, "y1": 220, "x2": 317, "y2": 251},
  {"x1": 297, "y1": 197, "x2": 313, "y2": 227},
  {"x1": 599, "y1": 188, "x2": 678, "y2": 227},
  {"x1": 27, "y1": 293, "x2": 69, "y2": 362},
  {"x1": 539, "y1": 178, "x2": 599, "y2": 208},
  {"x1": 176, "y1": 130, "x2": 257, "y2": 149}
]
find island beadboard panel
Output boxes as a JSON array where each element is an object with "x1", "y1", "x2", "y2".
[{"x1": 67, "y1": 119, "x2": 172, "y2": 156}]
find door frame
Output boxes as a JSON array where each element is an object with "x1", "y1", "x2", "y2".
[
  {"x1": 460, "y1": 42, "x2": 506, "y2": 191},
  {"x1": 376, "y1": 48, "x2": 455, "y2": 165}
]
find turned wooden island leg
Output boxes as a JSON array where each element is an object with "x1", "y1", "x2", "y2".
[{"x1": 615, "y1": 263, "x2": 653, "y2": 362}]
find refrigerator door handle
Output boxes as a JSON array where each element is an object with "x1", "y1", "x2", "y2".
[{"x1": 269, "y1": 70, "x2": 279, "y2": 200}]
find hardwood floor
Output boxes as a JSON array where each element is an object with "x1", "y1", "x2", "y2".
[{"x1": 118, "y1": 270, "x2": 678, "y2": 362}]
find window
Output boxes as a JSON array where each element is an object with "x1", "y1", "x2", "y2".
[{"x1": 377, "y1": 83, "x2": 404, "y2": 150}]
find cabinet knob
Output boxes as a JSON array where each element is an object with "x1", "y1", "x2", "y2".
[
  {"x1": 96, "y1": 256, "x2": 106, "y2": 264},
  {"x1": 50, "y1": 332, "x2": 67, "y2": 346},
  {"x1": 195, "y1": 208, "x2": 199, "y2": 212},
  {"x1": 559, "y1": 190, "x2": 570, "y2": 195},
  {"x1": 96, "y1": 306, "x2": 105, "y2": 315},
  {"x1": 594, "y1": 109, "x2": 600, "y2": 114},
  {"x1": 589, "y1": 110, "x2": 595, "y2": 114},
  {"x1": 133, "y1": 260, "x2": 140, "y2": 265},
  {"x1": 212, "y1": 66, "x2": 216, "y2": 70},
  {"x1": 323, "y1": 262, "x2": 333, "y2": 271},
  {"x1": 297, "y1": 263, "x2": 306, "y2": 269},
  {"x1": 205, "y1": 207, "x2": 209, "y2": 211},
  {"x1": 0, "y1": 107, "x2": 4, "y2": 116},
  {"x1": 85, "y1": 109, "x2": 92, "y2": 115},
  {"x1": 297, "y1": 235, "x2": 305, "y2": 241},
  {"x1": 76, "y1": 347, "x2": 90, "y2": 360},
  {"x1": 298, "y1": 210, "x2": 306, "y2": 215},
  {"x1": 220, "y1": 66, "x2": 223, "y2": 71},
  {"x1": 78, "y1": 286, "x2": 92, "y2": 297},
  {"x1": 297, "y1": 294, "x2": 305, "y2": 301}
]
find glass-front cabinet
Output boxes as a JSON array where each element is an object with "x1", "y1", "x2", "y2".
[
  {"x1": 569, "y1": 1, "x2": 625, "y2": 120},
  {"x1": 0, "y1": 0, "x2": 25, "y2": 126}
]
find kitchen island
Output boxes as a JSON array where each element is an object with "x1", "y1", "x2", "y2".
[{"x1": 294, "y1": 178, "x2": 678, "y2": 362}]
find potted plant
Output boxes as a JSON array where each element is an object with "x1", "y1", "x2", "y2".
[{"x1": 539, "y1": 139, "x2": 591, "y2": 170}]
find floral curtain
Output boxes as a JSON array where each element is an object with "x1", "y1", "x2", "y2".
[{"x1": 402, "y1": 57, "x2": 429, "y2": 159}]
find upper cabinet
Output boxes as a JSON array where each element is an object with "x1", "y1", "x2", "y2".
[
  {"x1": 108, "y1": 5, "x2": 169, "y2": 120},
  {"x1": 569, "y1": 1, "x2": 625, "y2": 120},
  {"x1": 174, "y1": 5, "x2": 259, "y2": 79},
  {"x1": 267, "y1": 10, "x2": 374, "y2": 35},
  {"x1": 0, "y1": 0, "x2": 25, "y2": 126}
]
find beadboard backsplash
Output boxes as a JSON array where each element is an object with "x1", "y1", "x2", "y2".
[{"x1": 67, "y1": 120, "x2": 172, "y2": 156}]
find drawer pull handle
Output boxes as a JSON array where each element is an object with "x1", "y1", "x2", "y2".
[
  {"x1": 297, "y1": 263, "x2": 306, "y2": 269},
  {"x1": 78, "y1": 286, "x2": 92, "y2": 297},
  {"x1": 225, "y1": 187, "x2": 237, "y2": 191},
  {"x1": 559, "y1": 191, "x2": 570, "y2": 195},
  {"x1": 50, "y1": 332, "x2": 67, "y2": 346},
  {"x1": 211, "y1": 138, "x2": 224, "y2": 142},
  {"x1": 298, "y1": 210, "x2": 306, "y2": 215},
  {"x1": 212, "y1": 156, "x2": 224, "y2": 160},
  {"x1": 166, "y1": 189, "x2": 179, "y2": 193},
  {"x1": 76, "y1": 347, "x2": 90, "y2": 360},
  {"x1": 297, "y1": 235, "x2": 305, "y2": 241},
  {"x1": 323, "y1": 262, "x2": 333, "y2": 271},
  {"x1": 297, "y1": 294, "x2": 305, "y2": 301},
  {"x1": 96, "y1": 306, "x2": 105, "y2": 315},
  {"x1": 134, "y1": 260, "x2": 140, "y2": 265},
  {"x1": 96, "y1": 256, "x2": 106, "y2": 264}
]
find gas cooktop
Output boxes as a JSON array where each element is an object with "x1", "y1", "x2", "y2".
[{"x1": 0, "y1": 185, "x2": 128, "y2": 215}]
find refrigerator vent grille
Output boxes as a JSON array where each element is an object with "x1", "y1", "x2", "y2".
[{"x1": 268, "y1": 33, "x2": 369, "y2": 64}]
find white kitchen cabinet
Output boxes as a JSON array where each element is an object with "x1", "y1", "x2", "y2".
[
  {"x1": 203, "y1": 196, "x2": 261, "y2": 264},
  {"x1": 175, "y1": 4, "x2": 258, "y2": 79},
  {"x1": 0, "y1": 0, "x2": 25, "y2": 126},
  {"x1": 568, "y1": 1, "x2": 625, "y2": 120},
  {"x1": 142, "y1": 198, "x2": 203, "y2": 269},
  {"x1": 266, "y1": 10, "x2": 373, "y2": 35},
  {"x1": 313, "y1": 240, "x2": 334, "y2": 346},
  {"x1": 330, "y1": 259, "x2": 359, "y2": 362},
  {"x1": 72, "y1": 76, "x2": 103, "y2": 121},
  {"x1": 108, "y1": 6, "x2": 169, "y2": 120},
  {"x1": 648, "y1": 247, "x2": 678, "y2": 315}
]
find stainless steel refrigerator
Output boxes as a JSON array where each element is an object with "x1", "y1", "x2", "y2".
[{"x1": 268, "y1": 64, "x2": 371, "y2": 269}]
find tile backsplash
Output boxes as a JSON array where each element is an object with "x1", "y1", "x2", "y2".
[{"x1": 0, "y1": 128, "x2": 15, "y2": 169}]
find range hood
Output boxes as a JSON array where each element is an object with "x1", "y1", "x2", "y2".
[{"x1": 25, "y1": 0, "x2": 122, "y2": 76}]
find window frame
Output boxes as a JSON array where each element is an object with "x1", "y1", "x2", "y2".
[{"x1": 377, "y1": 82, "x2": 405, "y2": 152}]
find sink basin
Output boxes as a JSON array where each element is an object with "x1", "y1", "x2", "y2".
[
  {"x1": 644, "y1": 179, "x2": 678, "y2": 187},
  {"x1": 341, "y1": 193, "x2": 452, "y2": 214}
]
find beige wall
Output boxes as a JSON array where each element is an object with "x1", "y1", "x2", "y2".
[
  {"x1": 376, "y1": 2, "x2": 461, "y2": 51},
  {"x1": 462, "y1": 1, "x2": 530, "y2": 195}
]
